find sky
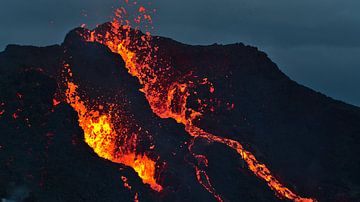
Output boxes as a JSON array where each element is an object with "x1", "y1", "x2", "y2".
[{"x1": 0, "y1": 0, "x2": 359, "y2": 106}]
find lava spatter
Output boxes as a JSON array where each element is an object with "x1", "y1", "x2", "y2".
[
  {"x1": 63, "y1": 63, "x2": 162, "y2": 192},
  {"x1": 77, "y1": 1, "x2": 315, "y2": 201}
]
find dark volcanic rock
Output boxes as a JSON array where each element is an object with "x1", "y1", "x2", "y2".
[
  {"x1": 0, "y1": 26, "x2": 359, "y2": 202},
  {"x1": 0, "y1": 69, "x2": 134, "y2": 201},
  {"x1": 153, "y1": 38, "x2": 360, "y2": 201}
]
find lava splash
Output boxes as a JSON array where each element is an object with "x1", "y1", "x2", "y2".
[
  {"x1": 73, "y1": 3, "x2": 316, "y2": 202},
  {"x1": 57, "y1": 1, "x2": 317, "y2": 201},
  {"x1": 63, "y1": 63, "x2": 162, "y2": 192}
]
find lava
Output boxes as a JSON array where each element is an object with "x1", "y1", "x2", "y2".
[
  {"x1": 52, "y1": 98, "x2": 61, "y2": 107},
  {"x1": 74, "y1": 1, "x2": 315, "y2": 201},
  {"x1": 0, "y1": 102, "x2": 5, "y2": 117},
  {"x1": 192, "y1": 154, "x2": 223, "y2": 202},
  {"x1": 63, "y1": 64, "x2": 162, "y2": 192}
]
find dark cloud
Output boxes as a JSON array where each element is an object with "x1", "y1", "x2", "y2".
[
  {"x1": 152, "y1": 0, "x2": 360, "y2": 47},
  {"x1": 0, "y1": 0, "x2": 359, "y2": 106}
]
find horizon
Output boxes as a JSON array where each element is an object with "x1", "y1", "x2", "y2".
[
  {"x1": 1, "y1": 1, "x2": 360, "y2": 202},
  {"x1": 1, "y1": 0, "x2": 359, "y2": 106}
]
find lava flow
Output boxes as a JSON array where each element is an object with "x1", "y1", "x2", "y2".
[
  {"x1": 62, "y1": 63, "x2": 162, "y2": 192},
  {"x1": 75, "y1": 1, "x2": 315, "y2": 202}
]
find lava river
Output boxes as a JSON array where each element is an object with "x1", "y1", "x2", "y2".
[
  {"x1": 63, "y1": 63, "x2": 162, "y2": 192},
  {"x1": 64, "y1": 2, "x2": 317, "y2": 202}
]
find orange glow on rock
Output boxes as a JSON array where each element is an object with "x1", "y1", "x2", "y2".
[
  {"x1": 64, "y1": 69, "x2": 162, "y2": 192},
  {"x1": 138, "y1": 6, "x2": 146, "y2": 13},
  {"x1": 53, "y1": 98, "x2": 61, "y2": 106},
  {"x1": 77, "y1": 2, "x2": 315, "y2": 201},
  {"x1": 12, "y1": 112, "x2": 19, "y2": 119},
  {"x1": 85, "y1": 25, "x2": 314, "y2": 202},
  {"x1": 134, "y1": 192, "x2": 139, "y2": 202},
  {"x1": 121, "y1": 176, "x2": 132, "y2": 190}
]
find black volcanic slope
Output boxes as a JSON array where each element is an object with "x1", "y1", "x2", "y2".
[{"x1": 0, "y1": 27, "x2": 360, "y2": 202}]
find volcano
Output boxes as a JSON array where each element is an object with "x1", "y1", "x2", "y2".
[{"x1": 0, "y1": 23, "x2": 360, "y2": 202}]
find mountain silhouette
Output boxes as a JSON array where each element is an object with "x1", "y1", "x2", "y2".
[{"x1": 0, "y1": 24, "x2": 359, "y2": 202}]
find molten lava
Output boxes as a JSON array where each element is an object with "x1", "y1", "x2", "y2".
[
  {"x1": 63, "y1": 64, "x2": 162, "y2": 192},
  {"x1": 70, "y1": 1, "x2": 316, "y2": 201}
]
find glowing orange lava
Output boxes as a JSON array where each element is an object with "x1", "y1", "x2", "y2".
[
  {"x1": 76, "y1": 1, "x2": 315, "y2": 201},
  {"x1": 63, "y1": 65, "x2": 162, "y2": 192}
]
